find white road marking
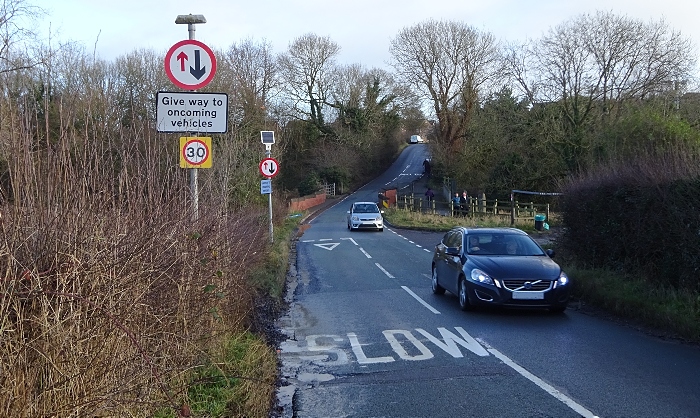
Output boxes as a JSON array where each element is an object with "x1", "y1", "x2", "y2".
[
  {"x1": 384, "y1": 330, "x2": 433, "y2": 361},
  {"x1": 348, "y1": 332, "x2": 394, "y2": 364},
  {"x1": 314, "y1": 243, "x2": 339, "y2": 251},
  {"x1": 417, "y1": 327, "x2": 489, "y2": 357},
  {"x1": 319, "y1": 238, "x2": 333, "y2": 241},
  {"x1": 359, "y1": 247, "x2": 372, "y2": 258},
  {"x1": 478, "y1": 339, "x2": 599, "y2": 418},
  {"x1": 375, "y1": 263, "x2": 395, "y2": 278},
  {"x1": 340, "y1": 237, "x2": 358, "y2": 246},
  {"x1": 401, "y1": 286, "x2": 440, "y2": 314}
]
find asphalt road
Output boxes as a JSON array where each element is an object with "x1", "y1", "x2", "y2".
[{"x1": 275, "y1": 144, "x2": 700, "y2": 418}]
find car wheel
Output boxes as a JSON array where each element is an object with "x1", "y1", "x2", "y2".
[
  {"x1": 458, "y1": 276, "x2": 473, "y2": 311},
  {"x1": 347, "y1": 222, "x2": 350, "y2": 230},
  {"x1": 379, "y1": 227, "x2": 384, "y2": 232},
  {"x1": 549, "y1": 305, "x2": 567, "y2": 313},
  {"x1": 431, "y1": 267, "x2": 445, "y2": 295}
]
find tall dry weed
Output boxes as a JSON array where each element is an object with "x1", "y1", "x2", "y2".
[{"x1": 0, "y1": 53, "x2": 270, "y2": 416}]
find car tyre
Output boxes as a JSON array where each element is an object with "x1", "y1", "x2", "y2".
[
  {"x1": 458, "y1": 276, "x2": 473, "y2": 311},
  {"x1": 431, "y1": 267, "x2": 445, "y2": 295}
]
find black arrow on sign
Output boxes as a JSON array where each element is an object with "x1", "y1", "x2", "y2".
[
  {"x1": 189, "y1": 50, "x2": 206, "y2": 80},
  {"x1": 266, "y1": 162, "x2": 276, "y2": 174}
]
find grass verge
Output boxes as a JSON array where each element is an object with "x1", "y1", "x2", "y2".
[
  {"x1": 383, "y1": 207, "x2": 540, "y2": 232},
  {"x1": 169, "y1": 214, "x2": 303, "y2": 418}
]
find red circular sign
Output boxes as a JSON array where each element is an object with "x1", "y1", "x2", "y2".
[
  {"x1": 165, "y1": 39, "x2": 217, "y2": 90},
  {"x1": 259, "y1": 157, "x2": 280, "y2": 178},
  {"x1": 182, "y1": 138, "x2": 210, "y2": 166}
]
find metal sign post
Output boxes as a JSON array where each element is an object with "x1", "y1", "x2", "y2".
[
  {"x1": 261, "y1": 131, "x2": 276, "y2": 243},
  {"x1": 174, "y1": 14, "x2": 212, "y2": 221}
]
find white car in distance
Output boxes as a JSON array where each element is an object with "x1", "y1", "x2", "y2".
[{"x1": 347, "y1": 202, "x2": 384, "y2": 231}]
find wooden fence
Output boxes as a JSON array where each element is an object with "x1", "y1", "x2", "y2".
[{"x1": 394, "y1": 192, "x2": 552, "y2": 225}]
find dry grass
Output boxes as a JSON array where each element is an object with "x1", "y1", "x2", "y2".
[
  {"x1": 383, "y1": 207, "x2": 541, "y2": 231},
  {"x1": 0, "y1": 53, "x2": 279, "y2": 416}
]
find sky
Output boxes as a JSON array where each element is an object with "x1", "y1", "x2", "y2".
[{"x1": 30, "y1": 0, "x2": 700, "y2": 80}]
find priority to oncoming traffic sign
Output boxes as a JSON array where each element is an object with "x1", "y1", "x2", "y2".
[
  {"x1": 165, "y1": 39, "x2": 217, "y2": 90},
  {"x1": 259, "y1": 157, "x2": 280, "y2": 178}
]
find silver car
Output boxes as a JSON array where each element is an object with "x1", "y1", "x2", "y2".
[{"x1": 347, "y1": 202, "x2": 384, "y2": 231}]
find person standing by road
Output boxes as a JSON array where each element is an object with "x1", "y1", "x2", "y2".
[
  {"x1": 425, "y1": 187, "x2": 435, "y2": 202},
  {"x1": 460, "y1": 191, "x2": 469, "y2": 216},
  {"x1": 452, "y1": 193, "x2": 461, "y2": 216}
]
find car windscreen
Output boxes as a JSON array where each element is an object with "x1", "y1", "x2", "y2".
[
  {"x1": 354, "y1": 204, "x2": 379, "y2": 213},
  {"x1": 466, "y1": 234, "x2": 545, "y2": 256}
]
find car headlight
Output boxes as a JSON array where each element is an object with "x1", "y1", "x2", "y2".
[
  {"x1": 557, "y1": 272, "x2": 569, "y2": 286},
  {"x1": 376, "y1": 216, "x2": 382, "y2": 221},
  {"x1": 352, "y1": 216, "x2": 359, "y2": 221},
  {"x1": 470, "y1": 268, "x2": 494, "y2": 286}
]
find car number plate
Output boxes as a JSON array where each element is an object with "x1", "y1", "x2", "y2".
[{"x1": 512, "y1": 291, "x2": 544, "y2": 300}]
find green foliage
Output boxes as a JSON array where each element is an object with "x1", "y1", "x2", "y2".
[
  {"x1": 454, "y1": 88, "x2": 568, "y2": 194},
  {"x1": 560, "y1": 148, "x2": 700, "y2": 292},
  {"x1": 566, "y1": 265, "x2": 700, "y2": 342},
  {"x1": 319, "y1": 166, "x2": 350, "y2": 190},
  {"x1": 297, "y1": 171, "x2": 321, "y2": 196},
  {"x1": 184, "y1": 332, "x2": 278, "y2": 417},
  {"x1": 248, "y1": 213, "x2": 302, "y2": 298},
  {"x1": 594, "y1": 105, "x2": 700, "y2": 160}
]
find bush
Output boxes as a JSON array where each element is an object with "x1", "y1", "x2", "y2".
[
  {"x1": 297, "y1": 171, "x2": 322, "y2": 197},
  {"x1": 559, "y1": 149, "x2": 700, "y2": 291}
]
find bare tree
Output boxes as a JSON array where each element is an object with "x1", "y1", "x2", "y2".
[
  {"x1": 389, "y1": 19, "x2": 500, "y2": 159},
  {"x1": 0, "y1": 0, "x2": 44, "y2": 73},
  {"x1": 219, "y1": 38, "x2": 278, "y2": 128},
  {"x1": 520, "y1": 11, "x2": 697, "y2": 168},
  {"x1": 277, "y1": 33, "x2": 340, "y2": 131}
]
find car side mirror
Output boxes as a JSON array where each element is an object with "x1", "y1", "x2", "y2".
[
  {"x1": 546, "y1": 249, "x2": 555, "y2": 258},
  {"x1": 380, "y1": 210, "x2": 385, "y2": 214},
  {"x1": 347, "y1": 210, "x2": 350, "y2": 214}
]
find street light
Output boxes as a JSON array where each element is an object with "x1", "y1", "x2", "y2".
[{"x1": 175, "y1": 14, "x2": 206, "y2": 41}]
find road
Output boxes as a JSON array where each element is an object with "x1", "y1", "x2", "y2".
[{"x1": 275, "y1": 144, "x2": 700, "y2": 418}]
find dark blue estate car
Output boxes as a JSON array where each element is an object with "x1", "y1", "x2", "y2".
[{"x1": 431, "y1": 227, "x2": 570, "y2": 312}]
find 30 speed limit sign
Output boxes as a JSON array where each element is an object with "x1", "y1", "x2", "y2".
[{"x1": 180, "y1": 137, "x2": 212, "y2": 168}]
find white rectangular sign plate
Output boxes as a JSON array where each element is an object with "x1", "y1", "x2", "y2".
[{"x1": 156, "y1": 91, "x2": 228, "y2": 133}]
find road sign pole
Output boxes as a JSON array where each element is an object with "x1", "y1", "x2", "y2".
[
  {"x1": 266, "y1": 147, "x2": 274, "y2": 243},
  {"x1": 176, "y1": 15, "x2": 206, "y2": 221}
]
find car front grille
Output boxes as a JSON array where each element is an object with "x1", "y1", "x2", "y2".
[{"x1": 502, "y1": 279, "x2": 552, "y2": 292}]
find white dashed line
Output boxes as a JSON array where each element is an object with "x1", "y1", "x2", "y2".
[
  {"x1": 375, "y1": 263, "x2": 395, "y2": 278},
  {"x1": 359, "y1": 247, "x2": 372, "y2": 258},
  {"x1": 401, "y1": 286, "x2": 441, "y2": 314}
]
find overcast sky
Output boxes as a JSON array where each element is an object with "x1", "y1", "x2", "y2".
[{"x1": 31, "y1": 0, "x2": 700, "y2": 80}]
